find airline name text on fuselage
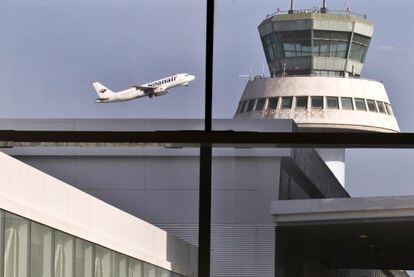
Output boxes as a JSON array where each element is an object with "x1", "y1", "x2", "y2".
[{"x1": 148, "y1": 76, "x2": 177, "y2": 87}]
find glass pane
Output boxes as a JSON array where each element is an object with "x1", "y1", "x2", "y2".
[
  {"x1": 241, "y1": 101, "x2": 248, "y2": 113},
  {"x1": 341, "y1": 97, "x2": 354, "y2": 110},
  {"x1": 143, "y1": 263, "x2": 156, "y2": 277},
  {"x1": 281, "y1": 97, "x2": 293, "y2": 109},
  {"x1": 311, "y1": 96, "x2": 324, "y2": 109},
  {"x1": 94, "y1": 246, "x2": 112, "y2": 277},
  {"x1": 255, "y1": 98, "x2": 266, "y2": 111},
  {"x1": 296, "y1": 97, "x2": 308, "y2": 109},
  {"x1": 157, "y1": 268, "x2": 171, "y2": 277},
  {"x1": 327, "y1": 97, "x2": 339, "y2": 109},
  {"x1": 113, "y1": 252, "x2": 127, "y2": 277},
  {"x1": 385, "y1": 103, "x2": 393, "y2": 115},
  {"x1": 267, "y1": 97, "x2": 279, "y2": 110},
  {"x1": 377, "y1": 101, "x2": 386, "y2": 114},
  {"x1": 367, "y1": 100, "x2": 378, "y2": 112},
  {"x1": 4, "y1": 212, "x2": 29, "y2": 277},
  {"x1": 30, "y1": 222, "x2": 53, "y2": 277},
  {"x1": 246, "y1": 100, "x2": 256, "y2": 112},
  {"x1": 128, "y1": 258, "x2": 142, "y2": 277},
  {"x1": 54, "y1": 231, "x2": 74, "y2": 277},
  {"x1": 75, "y1": 238, "x2": 93, "y2": 277},
  {"x1": 355, "y1": 98, "x2": 367, "y2": 111}
]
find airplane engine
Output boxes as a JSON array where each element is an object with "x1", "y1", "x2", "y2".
[{"x1": 154, "y1": 91, "x2": 168, "y2": 97}]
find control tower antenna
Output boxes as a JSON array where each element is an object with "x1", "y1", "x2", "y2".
[
  {"x1": 289, "y1": 0, "x2": 295, "y2": 14},
  {"x1": 321, "y1": 0, "x2": 328, "y2": 13}
]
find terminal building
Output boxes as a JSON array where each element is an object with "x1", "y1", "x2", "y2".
[{"x1": 0, "y1": 1, "x2": 412, "y2": 277}]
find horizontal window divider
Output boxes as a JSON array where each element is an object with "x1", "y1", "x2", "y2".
[{"x1": 0, "y1": 130, "x2": 413, "y2": 148}]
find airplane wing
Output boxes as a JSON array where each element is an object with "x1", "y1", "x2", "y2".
[{"x1": 132, "y1": 85, "x2": 154, "y2": 93}]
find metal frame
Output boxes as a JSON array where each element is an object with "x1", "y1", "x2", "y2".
[{"x1": 0, "y1": 1, "x2": 413, "y2": 276}]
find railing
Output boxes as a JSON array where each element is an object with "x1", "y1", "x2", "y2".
[{"x1": 266, "y1": 9, "x2": 367, "y2": 19}]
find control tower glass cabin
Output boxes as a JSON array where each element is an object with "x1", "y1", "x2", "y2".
[{"x1": 234, "y1": 7, "x2": 400, "y2": 186}]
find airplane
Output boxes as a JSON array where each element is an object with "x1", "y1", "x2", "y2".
[{"x1": 92, "y1": 73, "x2": 195, "y2": 103}]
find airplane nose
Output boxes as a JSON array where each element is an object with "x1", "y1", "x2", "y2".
[{"x1": 190, "y1": 75, "x2": 196, "y2": 81}]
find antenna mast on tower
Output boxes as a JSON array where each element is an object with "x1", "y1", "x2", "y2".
[
  {"x1": 321, "y1": 0, "x2": 328, "y2": 13},
  {"x1": 289, "y1": 0, "x2": 295, "y2": 14}
]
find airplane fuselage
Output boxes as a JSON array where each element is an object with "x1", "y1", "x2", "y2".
[{"x1": 94, "y1": 73, "x2": 195, "y2": 103}]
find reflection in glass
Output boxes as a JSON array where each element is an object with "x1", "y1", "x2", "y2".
[
  {"x1": 128, "y1": 258, "x2": 143, "y2": 277},
  {"x1": 327, "y1": 97, "x2": 339, "y2": 109},
  {"x1": 4, "y1": 212, "x2": 28, "y2": 277},
  {"x1": 95, "y1": 246, "x2": 112, "y2": 277},
  {"x1": 341, "y1": 97, "x2": 353, "y2": 110},
  {"x1": 75, "y1": 238, "x2": 93, "y2": 277},
  {"x1": 377, "y1": 101, "x2": 386, "y2": 114},
  {"x1": 255, "y1": 98, "x2": 266, "y2": 111},
  {"x1": 30, "y1": 222, "x2": 53, "y2": 277},
  {"x1": 267, "y1": 97, "x2": 279, "y2": 110},
  {"x1": 54, "y1": 231, "x2": 74, "y2": 277},
  {"x1": 246, "y1": 100, "x2": 255, "y2": 112},
  {"x1": 355, "y1": 98, "x2": 367, "y2": 111},
  {"x1": 350, "y1": 34, "x2": 371, "y2": 62},
  {"x1": 385, "y1": 103, "x2": 393, "y2": 115},
  {"x1": 114, "y1": 252, "x2": 127, "y2": 277},
  {"x1": 158, "y1": 268, "x2": 171, "y2": 277},
  {"x1": 367, "y1": 100, "x2": 378, "y2": 112},
  {"x1": 311, "y1": 96, "x2": 323, "y2": 109},
  {"x1": 313, "y1": 31, "x2": 350, "y2": 58},
  {"x1": 296, "y1": 97, "x2": 308, "y2": 109},
  {"x1": 281, "y1": 97, "x2": 293, "y2": 109},
  {"x1": 143, "y1": 263, "x2": 157, "y2": 277}
]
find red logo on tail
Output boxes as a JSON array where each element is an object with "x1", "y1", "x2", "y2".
[{"x1": 99, "y1": 89, "x2": 107, "y2": 94}]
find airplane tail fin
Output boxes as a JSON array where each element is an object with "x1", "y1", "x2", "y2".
[{"x1": 92, "y1": 82, "x2": 116, "y2": 99}]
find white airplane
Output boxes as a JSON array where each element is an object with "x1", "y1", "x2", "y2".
[{"x1": 92, "y1": 73, "x2": 195, "y2": 103}]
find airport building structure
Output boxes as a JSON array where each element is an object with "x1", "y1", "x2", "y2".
[{"x1": 0, "y1": 1, "x2": 412, "y2": 277}]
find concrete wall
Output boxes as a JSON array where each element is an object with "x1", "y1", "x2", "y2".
[{"x1": 235, "y1": 77, "x2": 400, "y2": 133}]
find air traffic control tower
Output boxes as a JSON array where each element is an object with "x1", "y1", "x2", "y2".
[{"x1": 234, "y1": 0, "x2": 400, "y2": 186}]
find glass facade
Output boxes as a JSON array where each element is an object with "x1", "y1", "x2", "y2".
[
  {"x1": 313, "y1": 31, "x2": 350, "y2": 58},
  {"x1": 327, "y1": 97, "x2": 339, "y2": 109},
  {"x1": 296, "y1": 97, "x2": 308, "y2": 109},
  {"x1": 255, "y1": 98, "x2": 266, "y2": 111},
  {"x1": 311, "y1": 96, "x2": 323, "y2": 109},
  {"x1": 281, "y1": 97, "x2": 293, "y2": 109},
  {"x1": 0, "y1": 211, "x2": 181, "y2": 277},
  {"x1": 238, "y1": 96, "x2": 393, "y2": 115},
  {"x1": 267, "y1": 97, "x2": 279, "y2": 110},
  {"x1": 355, "y1": 98, "x2": 367, "y2": 111},
  {"x1": 341, "y1": 97, "x2": 354, "y2": 110},
  {"x1": 350, "y1": 34, "x2": 371, "y2": 62}
]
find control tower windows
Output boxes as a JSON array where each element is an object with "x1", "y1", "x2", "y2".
[
  {"x1": 350, "y1": 34, "x2": 371, "y2": 62},
  {"x1": 255, "y1": 98, "x2": 266, "y2": 111},
  {"x1": 296, "y1": 97, "x2": 308, "y2": 109},
  {"x1": 366, "y1": 99, "x2": 378, "y2": 112},
  {"x1": 355, "y1": 98, "x2": 367, "y2": 111},
  {"x1": 279, "y1": 31, "x2": 311, "y2": 57},
  {"x1": 246, "y1": 100, "x2": 256, "y2": 112},
  {"x1": 377, "y1": 101, "x2": 386, "y2": 114},
  {"x1": 311, "y1": 96, "x2": 324, "y2": 109},
  {"x1": 267, "y1": 97, "x2": 279, "y2": 110},
  {"x1": 341, "y1": 97, "x2": 354, "y2": 110},
  {"x1": 313, "y1": 70, "x2": 343, "y2": 77},
  {"x1": 240, "y1": 101, "x2": 248, "y2": 113},
  {"x1": 313, "y1": 31, "x2": 350, "y2": 58},
  {"x1": 327, "y1": 97, "x2": 339, "y2": 109},
  {"x1": 281, "y1": 97, "x2": 293, "y2": 109},
  {"x1": 385, "y1": 103, "x2": 393, "y2": 116},
  {"x1": 236, "y1": 102, "x2": 244, "y2": 114},
  {"x1": 262, "y1": 35, "x2": 276, "y2": 62}
]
